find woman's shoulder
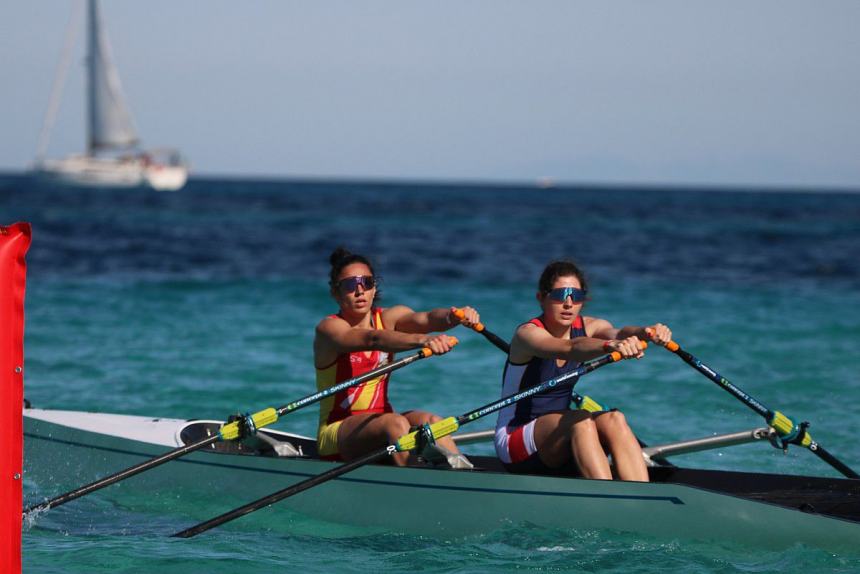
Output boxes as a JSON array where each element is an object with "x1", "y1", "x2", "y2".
[
  {"x1": 315, "y1": 313, "x2": 347, "y2": 334},
  {"x1": 513, "y1": 317, "x2": 545, "y2": 340},
  {"x1": 517, "y1": 316, "x2": 545, "y2": 331},
  {"x1": 379, "y1": 304, "x2": 413, "y2": 326},
  {"x1": 582, "y1": 315, "x2": 611, "y2": 335}
]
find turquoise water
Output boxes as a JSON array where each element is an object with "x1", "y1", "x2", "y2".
[{"x1": 3, "y1": 175, "x2": 860, "y2": 572}]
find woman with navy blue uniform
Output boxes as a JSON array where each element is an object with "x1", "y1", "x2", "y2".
[{"x1": 495, "y1": 260, "x2": 672, "y2": 481}]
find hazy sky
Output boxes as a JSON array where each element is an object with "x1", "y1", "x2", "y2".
[{"x1": 2, "y1": 1, "x2": 859, "y2": 188}]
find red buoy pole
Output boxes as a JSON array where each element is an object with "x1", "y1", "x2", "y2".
[{"x1": 0, "y1": 222, "x2": 31, "y2": 574}]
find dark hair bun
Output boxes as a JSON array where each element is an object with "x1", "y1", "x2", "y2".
[{"x1": 329, "y1": 247, "x2": 353, "y2": 267}]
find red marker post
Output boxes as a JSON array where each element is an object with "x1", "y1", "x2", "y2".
[{"x1": 0, "y1": 222, "x2": 31, "y2": 574}]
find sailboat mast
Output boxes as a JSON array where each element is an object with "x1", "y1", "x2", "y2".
[{"x1": 86, "y1": 0, "x2": 98, "y2": 155}]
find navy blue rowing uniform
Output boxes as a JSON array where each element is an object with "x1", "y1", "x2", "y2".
[{"x1": 494, "y1": 315, "x2": 587, "y2": 470}]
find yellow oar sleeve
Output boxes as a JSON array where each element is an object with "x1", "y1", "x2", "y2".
[
  {"x1": 576, "y1": 395, "x2": 604, "y2": 413},
  {"x1": 218, "y1": 408, "x2": 280, "y2": 441},
  {"x1": 769, "y1": 410, "x2": 813, "y2": 447},
  {"x1": 395, "y1": 416, "x2": 460, "y2": 452}
]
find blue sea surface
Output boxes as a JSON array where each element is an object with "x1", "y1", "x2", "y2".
[{"x1": 2, "y1": 174, "x2": 860, "y2": 572}]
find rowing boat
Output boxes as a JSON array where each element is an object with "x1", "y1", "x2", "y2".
[{"x1": 23, "y1": 407, "x2": 860, "y2": 550}]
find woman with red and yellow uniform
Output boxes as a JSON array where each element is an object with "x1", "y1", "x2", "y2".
[{"x1": 314, "y1": 247, "x2": 480, "y2": 465}]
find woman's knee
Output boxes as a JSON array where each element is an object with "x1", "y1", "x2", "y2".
[
  {"x1": 404, "y1": 410, "x2": 440, "y2": 426},
  {"x1": 383, "y1": 414, "x2": 411, "y2": 439},
  {"x1": 598, "y1": 410, "x2": 633, "y2": 435},
  {"x1": 568, "y1": 413, "x2": 598, "y2": 437}
]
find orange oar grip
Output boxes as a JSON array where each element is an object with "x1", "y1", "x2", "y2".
[
  {"x1": 644, "y1": 328, "x2": 677, "y2": 351},
  {"x1": 420, "y1": 336, "x2": 459, "y2": 357},
  {"x1": 453, "y1": 308, "x2": 485, "y2": 332},
  {"x1": 609, "y1": 340, "x2": 647, "y2": 362}
]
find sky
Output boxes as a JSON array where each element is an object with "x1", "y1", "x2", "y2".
[{"x1": 2, "y1": 1, "x2": 859, "y2": 188}]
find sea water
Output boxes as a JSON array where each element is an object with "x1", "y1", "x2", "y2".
[{"x1": 2, "y1": 174, "x2": 859, "y2": 573}]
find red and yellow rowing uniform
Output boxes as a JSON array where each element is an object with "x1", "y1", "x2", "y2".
[{"x1": 316, "y1": 308, "x2": 393, "y2": 459}]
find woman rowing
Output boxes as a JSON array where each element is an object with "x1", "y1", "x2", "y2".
[
  {"x1": 495, "y1": 260, "x2": 673, "y2": 481},
  {"x1": 314, "y1": 247, "x2": 480, "y2": 466}
]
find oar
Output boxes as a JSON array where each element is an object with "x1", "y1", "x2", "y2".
[
  {"x1": 452, "y1": 308, "x2": 510, "y2": 354},
  {"x1": 172, "y1": 342, "x2": 645, "y2": 538},
  {"x1": 659, "y1": 338, "x2": 859, "y2": 479},
  {"x1": 453, "y1": 308, "x2": 606, "y2": 413},
  {"x1": 23, "y1": 339, "x2": 458, "y2": 517}
]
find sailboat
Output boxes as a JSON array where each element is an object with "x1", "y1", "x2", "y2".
[{"x1": 33, "y1": 0, "x2": 188, "y2": 191}]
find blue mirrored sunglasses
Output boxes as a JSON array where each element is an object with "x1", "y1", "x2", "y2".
[
  {"x1": 337, "y1": 275, "x2": 375, "y2": 293},
  {"x1": 546, "y1": 286, "x2": 587, "y2": 303}
]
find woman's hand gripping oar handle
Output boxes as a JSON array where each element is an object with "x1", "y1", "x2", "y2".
[
  {"x1": 173, "y1": 340, "x2": 643, "y2": 538},
  {"x1": 652, "y1": 332, "x2": 859, "y2": 479},
  {"x1": 452, "y1": 308, "x2": 510, "y2": 354},
  {"x1": 24, "y1": 337, "x2": 459, "y2": 517}
]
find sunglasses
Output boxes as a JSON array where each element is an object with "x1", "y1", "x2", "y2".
[
  {"x1": 336, "y1": 275, "x2": 376, "y2": 293},
  {"x1": 545, "y1": 286, "x2": 587, "y2": 303}
]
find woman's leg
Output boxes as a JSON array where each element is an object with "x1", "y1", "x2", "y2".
[
  {"x1": 336, "y1": 412, "x2": 412, "y2": 466},
  {"x1": 594, "y1": 411, "x2": 649, "y2": 482},
  {"x1": 533, "y1": 410, "x2": 612, "y2": 479}
]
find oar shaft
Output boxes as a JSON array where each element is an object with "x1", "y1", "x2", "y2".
[
  {"x1": 172, "y1": 447, "x2": 389, "y2": 538},
  {"x1": 811, "y1": 443, "x2": 860, "y2": 479},
  {"x1": 277, "y1": 348, "x2": 434, "y2": 415},
  {"x1": 668, "y1": 343, "x2": 770, "y2": 419},
  {"x1": 665, "y1": 341, "x2": 859, "y2": 479},
  {"x1": 25, "y1": 346, "x2": 450, "y2": 517},
  {"x1": 24, "y1": 434, "x2": 221, "y2": 515},
  {"x1": 457, "y1": 351, "x2": 622, "y2": 425}
]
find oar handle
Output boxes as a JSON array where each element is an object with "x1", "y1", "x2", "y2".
[
  {"x1": 643, "y1": 327, "x2": 679, "y2": 352},
  {"x1": 606, "y1": 339, "x2": 648, "y2": 363},
  {"x1": 453, "y1": 308, "x2": 485, "y2": 332},
  {"x1": 418, "y1": 336, "x2": 459, "y2": 357},
  {"x1": 453, "y1": 308, "x2": 511, "y2": 354}
]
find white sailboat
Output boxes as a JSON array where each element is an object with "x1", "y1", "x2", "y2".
[{"x1": 33, "y1": 0, "x2": 188, "y2": 191}]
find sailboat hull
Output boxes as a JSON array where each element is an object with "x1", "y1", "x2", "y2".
[{"x1": 35, "y1": 155, "x2": 186, "y2": 191}]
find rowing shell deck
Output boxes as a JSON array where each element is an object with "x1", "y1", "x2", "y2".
[{"x1": 23, "y1": 409, "x2": 860, "y2": 550}]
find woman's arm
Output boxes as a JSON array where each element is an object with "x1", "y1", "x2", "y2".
[
  {"x1": 386, "y1": 305, "x2": 480, "y2": 334},
  {"x1": 509, "y1": 323, "x2": 643, "y2": 364},
  {"x1": 313, "y1": 316, "x2": 454, "y2": 368},
  {"x1": 587, "y1": 317, "x2": 673, "y2": 347}
]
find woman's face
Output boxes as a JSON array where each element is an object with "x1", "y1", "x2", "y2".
[
  {"x1": 539, "y1": 274, "x2": 585, "y2": 327},
  {"x1": 332, "y1": 262, "x2": 376, "y2": 315}
]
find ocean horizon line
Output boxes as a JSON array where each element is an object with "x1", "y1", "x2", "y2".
[{"x1": 1, "y1": 169, "x2": 859, "y2": 196}]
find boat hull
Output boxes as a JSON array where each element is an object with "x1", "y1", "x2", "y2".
[
  {"x1": 23, "y1": 410, "x2": 860, "y2": 549},
  {"x1": 34, "y1": 155, "x2": 187, "y2": 191}
]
